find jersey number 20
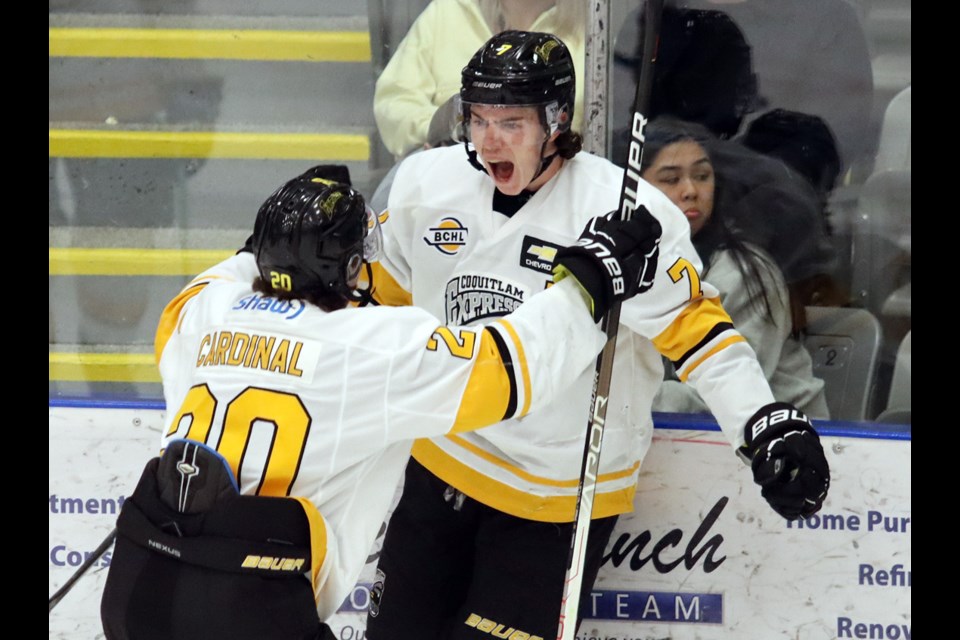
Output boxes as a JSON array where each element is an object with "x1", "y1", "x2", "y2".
[{"x1": 165, "y1": 384, "x2": 310, "y2": 497}]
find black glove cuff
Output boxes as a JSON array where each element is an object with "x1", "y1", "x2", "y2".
[
  {"x1": 738, "y1": 401, "x2": 816, "y2": 463},
  {"x1": 553, "y1": 252, "x2": 608, "y2": 322}
]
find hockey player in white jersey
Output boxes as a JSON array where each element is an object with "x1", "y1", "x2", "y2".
[
  {"x1": 98, "y1": 165, "x2": 662, "y2": 640},
  {"x1": 364, "y1": 30, "x2": 831, "y2": 639}
]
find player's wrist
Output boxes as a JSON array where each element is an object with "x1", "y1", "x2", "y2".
[
  {"x1": 553, "y1": 257, "x2": 607, "y2": 321},
  {"x1": 553, "y1": 264, "x2": 598, "y2": 319}
]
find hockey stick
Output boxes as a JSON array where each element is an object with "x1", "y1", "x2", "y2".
[
  {"x1": 49, "y1": 527, "x2": 117, "y2": 613},
  {"x1": 556, "y1": 1, "x2": 663, "y2": 638}
]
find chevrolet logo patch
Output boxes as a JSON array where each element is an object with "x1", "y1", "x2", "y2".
[{"x1": 519, "y1": 235, "x2": 563, "y2": 275}]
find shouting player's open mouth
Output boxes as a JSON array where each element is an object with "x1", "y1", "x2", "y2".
[{"x1": 490, "y1": 161, "x2": 514, "y2": 184}]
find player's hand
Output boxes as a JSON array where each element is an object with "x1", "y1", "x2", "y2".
[
  {"x1": 738, "y1": 402, "x2": 830, "y2": 520},
  {"x1": 553, "y1": 207, "x2": 662, "y2": 321}
]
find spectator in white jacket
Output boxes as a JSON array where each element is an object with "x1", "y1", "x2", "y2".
[{"x1": 373, "y1": 0, "x2": 585, "y2": 159}]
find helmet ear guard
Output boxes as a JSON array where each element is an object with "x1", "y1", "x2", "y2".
[{"x1": 542, "y1": 100, "x2": 571, "y2": 136}]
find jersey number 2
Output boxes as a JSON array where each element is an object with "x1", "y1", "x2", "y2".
[{"x1": 426, "y1": 327, "x2": 476, "y2": 359}]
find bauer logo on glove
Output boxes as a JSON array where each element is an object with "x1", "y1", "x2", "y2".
[
  {"x1": 738, "y1": 402, "x2": 831, "y2": 520},
  {"x1": 553, "y1": 207, "x2": 662, "y2": 321},
  {"x1": 746, "y1": 405, "x2": 813, "y2": 443},
  {"x1": 573, "y1": 229, "x2": 627, "y2": 295}
]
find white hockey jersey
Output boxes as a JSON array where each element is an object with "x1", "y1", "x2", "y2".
[
  {"x1": 153, "y1": 252, "x2": 606, "y2": 620},
  {"x1": 370, "y1": 144, "x2": 776, "y2": 523}
]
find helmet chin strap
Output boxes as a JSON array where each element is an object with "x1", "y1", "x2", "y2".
[
  {"x1": 531, "y1": 148, "x2": 558, "y2": 183},
  {"x1": 349, "y1": 261, "x2": 378, "y2": 306},
  {"x1": 464, "y1": 140, "x2": 486, "y2": 173}
]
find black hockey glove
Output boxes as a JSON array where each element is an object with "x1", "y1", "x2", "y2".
[
  {"x1": 738, "y1": 402, "x2": 830, "y2": 520},
  {"x1": 553, "y1": 207, "x2": 662, "y2": 322}
]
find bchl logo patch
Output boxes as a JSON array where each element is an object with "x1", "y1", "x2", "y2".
[
  {"x1": 520, "y1": 235, "x2": 563, "y2": 275},
  {"x1": 424, "y1": 217, "x2": 469, "y2": 255}
]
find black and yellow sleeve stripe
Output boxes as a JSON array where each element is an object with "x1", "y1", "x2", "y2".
[
  {"x1": 367, "y1": 262, "x2": 412, "y2": 307},
  {"x1": 652, "y1": 296, "x2": 746, "y2": 382},
  {"x1": 154, "y1": 279, "x2": 213, "y2": 364},
  {"x1": 448, "y1": 318, "x2": 531, "y2": 433}
]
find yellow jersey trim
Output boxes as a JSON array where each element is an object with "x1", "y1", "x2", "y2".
[
  {"x1": 368, "y1": 261, "x2": 413, "y2": 307},
  {"x1": 449, "y1": 329, "x2": 511, "y2": 433},
  {"x1": 651, "y1": 295, "x2": 734, "y2": 361},
  {"x1": 677, "y1": 335, "x2": 748, "y2": 382},
  {"x1": 154, "y1": 280, "x2": 210, "y2": 363},
  {"x1": 411, "y1": 440, "x2": 637, "y2": 522},
  {"x1": 492, "y1": 318, "x2": 532, "y2": 417},
  {"x1": 290, "y1": 496, "x2": 328, "y2": 602}
]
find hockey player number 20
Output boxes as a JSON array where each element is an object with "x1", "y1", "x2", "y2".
[{"x1": 165, "y1": 384, "x2": 310, "y2": 497}]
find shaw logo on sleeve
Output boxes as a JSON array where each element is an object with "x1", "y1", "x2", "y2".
[{"x1": 423, "y1": 217, "x2": 469, "y2": 255}]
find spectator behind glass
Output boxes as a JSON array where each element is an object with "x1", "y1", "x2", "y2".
[
  {"x1": 702, "y1": 133, "x2": 851, "y2": 317},
  {"x1": 740, "y1": 107, "x2": 843, "y2": 208},
  {"x1": 612, "y1": 19, "x2": 850, "y2": 322},
  {"x1": 638, "y1": 118, "x2": 830, "y2": 419},
  {"x1": 372, "y1": 0, "x2": 585, "y2": 159},
  {"x1": 614, "y1": 0, "x2": 874, "y2": 181},
  {"x1": 613, "y1": 4, "x2": 761, "y2": 141}
]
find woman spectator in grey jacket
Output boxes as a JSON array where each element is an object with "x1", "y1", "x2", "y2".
[{"x1": 639, "y1": 117, "x2": 830, "y2": 418}]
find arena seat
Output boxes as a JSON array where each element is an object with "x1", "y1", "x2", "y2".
[
  {"x1": 848, "y1": 168, "x2": 910, "y2": 318},
  {"x1": 802, "y1": 306, "x2": 881, "y2": 422},
  {"x1": 875, "y1": 330, "x2": 911, "y2": 425},
  {"x1": 873, "y1": 85, "x2": 911, "y2": 174}
]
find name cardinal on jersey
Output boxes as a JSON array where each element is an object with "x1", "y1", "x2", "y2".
[{"x1": 196, "y1": 330, "x2": 306, "y2": 377}]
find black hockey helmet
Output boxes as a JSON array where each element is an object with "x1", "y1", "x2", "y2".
[
  {"x1": 252, "y1": 166, "x2": 381, "y2": 299},
  {"x1": 460, "y1": 30, "x2": 575, "y2": 137}
]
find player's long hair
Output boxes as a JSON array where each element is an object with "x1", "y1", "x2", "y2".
[{"x1": 554, "y1": 128, "x2": 582, "y2": 159}]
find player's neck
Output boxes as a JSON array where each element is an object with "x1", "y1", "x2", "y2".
[{"x1": 527, "y1": 154, "x2": 564, "y2": 192}]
